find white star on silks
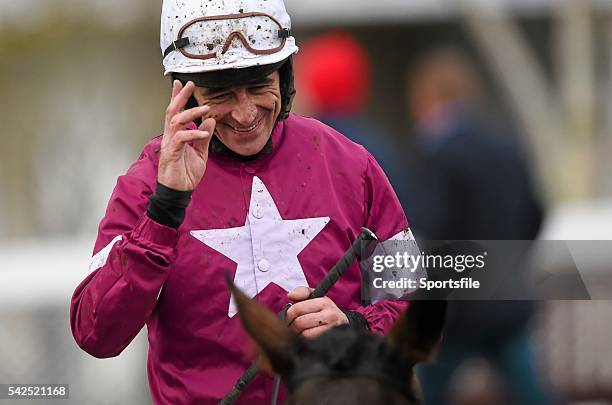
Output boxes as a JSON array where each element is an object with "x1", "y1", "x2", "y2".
[{"x1": 190, "y1": 176, "x2": 330, "y2": 317}]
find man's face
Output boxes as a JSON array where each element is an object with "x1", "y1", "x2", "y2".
[{"x1": 193, "y1": 71, "x2": 282, "y2": 156}]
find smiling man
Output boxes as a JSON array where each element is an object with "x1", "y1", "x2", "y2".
[
  {"x1": 70, "y1": 0, "x2": 413, "y2": 404},
  {"x1": 191, "y1": 73, "x2": 281, "y2": 156}
]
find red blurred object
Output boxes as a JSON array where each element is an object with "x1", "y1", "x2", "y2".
[{"x1": 296, "y1": 32, "x2": 371, "y2": 115}]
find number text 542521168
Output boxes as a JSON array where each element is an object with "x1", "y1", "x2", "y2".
[{"x1": 1, "y1": 384, "x2": 69, "y2": 399}]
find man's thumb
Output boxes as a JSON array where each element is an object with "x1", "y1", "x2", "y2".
[
  {"x1": 193, "y1": 117, "x2": 216, "y2": 155},
  {"x1": 199, "y1": 117, "x2": 216, "y2": 135},
  {"x1": 287, "y1": 286, "x2": 314, "y2": 302}
]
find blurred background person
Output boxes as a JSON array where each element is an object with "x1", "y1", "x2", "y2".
[
  {"x1": 405, "y1": 48, "x2": 555, "y2": 405},
  {"x1": 293, "y1": 31, "x2": 409, "y2": 208}
]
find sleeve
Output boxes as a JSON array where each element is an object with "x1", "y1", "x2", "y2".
[
  {"x1": 70, "y1": 144, "x2": 178, "y2": 358},
  {"x1": 351, "y1": 152, "x2": 411, "y2": 335}
]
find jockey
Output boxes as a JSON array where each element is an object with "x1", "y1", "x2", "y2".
[{"x1": 70, "y1": 0, "x2": 412, "y2": 403}]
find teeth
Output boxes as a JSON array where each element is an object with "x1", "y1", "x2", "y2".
[{"x1": 231, "y1": 121, "x2": 259, "y2": 132}]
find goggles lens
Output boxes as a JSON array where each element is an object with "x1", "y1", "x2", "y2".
[{"x1": 178, "y1": 13, "x2": 286, "y2": 59}]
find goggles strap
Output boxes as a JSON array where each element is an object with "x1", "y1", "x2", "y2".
[
  {"x1": 278, "y1": 28, "x2": 291, "y2": 38},
  {"x1": 163, "y1": 37, "x2": 191, "y2": 58}
]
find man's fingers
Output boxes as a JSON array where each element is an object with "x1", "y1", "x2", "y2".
[
  {"x1": 166, "y1": 81, "x2": 195, "y2": 118},
  {"x1": 287, "y1": 286, "x2": 314, "y2": 302},
  {"x1": 193, "y1": 117, "x2": 216, "y2": 155},
  {"x1": 285, "y1": 298, "x2": 326, "y2": 325},
  {"x1": 168, "y1": 105, "x2": 210, "y2": 131},
  {"x1": 168, "y1": 130, "x2": 211, "y2": 153},
  {"x1": 289, "y1": 311, "x2": 330, "y2": 334},
  {"x1": 300, "y1": 324, "x2": 333, "y2": 339},
  {"x1": 199, "y1": 116, "x2": 216, "y2": 134},
  {"x1": 171, "y1": 80, "x2": 182, "y2": 100}
]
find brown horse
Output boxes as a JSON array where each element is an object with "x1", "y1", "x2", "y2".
[{"x1": 231, "y1": 283, "x2": 446, "y2": 405}]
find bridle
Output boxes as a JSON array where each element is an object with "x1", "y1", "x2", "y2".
[{"x1": 219, "y1": 228, "x2": 379, "y2": 405}]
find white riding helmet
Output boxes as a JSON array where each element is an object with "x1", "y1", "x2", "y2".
[{"x1": 160, "y1": 0, "x2": 299, "y2": 76}]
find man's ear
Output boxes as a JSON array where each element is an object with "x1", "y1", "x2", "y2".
[
  {"x1": 226, "y1": 274, "x2": 299, "y2": 375},
  {"x1": 384, "y1": 300, "x2": 447, "y2": 366}
]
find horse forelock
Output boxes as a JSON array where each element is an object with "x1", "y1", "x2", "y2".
[{"x1": 286, "y1": 326, "x2": 421, "y2": 404}]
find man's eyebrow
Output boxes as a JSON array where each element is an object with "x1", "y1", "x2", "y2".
[
  {"x1": 202, "y1": 87, "x2": 231, "y2": 96},
  {"x1": 251, "y1": 76, "x2": 274, "y2": 86},
  {"x1": 202, "y1": 76, "x2": 274, "y2": 96}
]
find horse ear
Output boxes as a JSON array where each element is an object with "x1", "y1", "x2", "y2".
[
  {"x1": 385, "y1": 300, "x2": 447, "y2": 366},
  {"x1": 226, "y1": 274, "x2": 298, "y2": 375}
]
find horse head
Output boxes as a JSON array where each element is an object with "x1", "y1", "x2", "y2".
[{"x1": 229, "y1": 281, "x2": 446, "y2": 405}]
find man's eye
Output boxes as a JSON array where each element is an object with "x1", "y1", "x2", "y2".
[
  {"x1": 250, "y1": 85, "x2": 268, "y2": 91},
  {"x1": 210, "y1": 93, "x2": 230, "y2": 101}
]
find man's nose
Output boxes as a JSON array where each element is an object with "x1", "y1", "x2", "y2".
[{"x1": 231, "y1": 90, "x2": 258, "y2": 126}]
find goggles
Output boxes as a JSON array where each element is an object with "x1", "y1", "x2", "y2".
[{"x1": 163, "y1": 12, "x2": 291, "y2": 60}]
